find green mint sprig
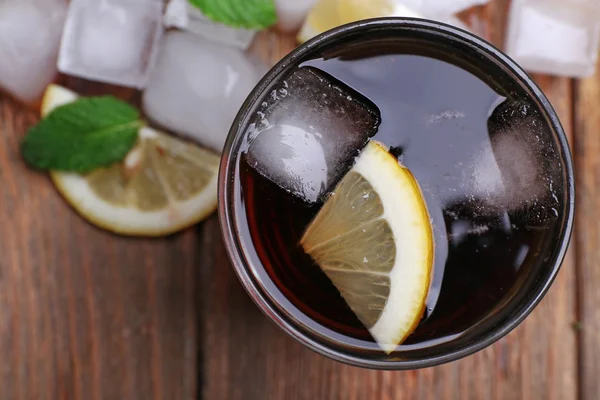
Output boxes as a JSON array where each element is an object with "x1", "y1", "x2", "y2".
[
  {"x1": 188, "y1": 0, "x2": 277, "y2": 29},
  {"x1": 21, "y1": 97, "x2": 143, "y2": 174}
]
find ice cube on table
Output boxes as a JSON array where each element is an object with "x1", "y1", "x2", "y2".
[
  {"x1": 142, "y1": 31, "x2": 263, "y2": 152},
  {"x1": 391, "y1": 2, "x2": 426, "y2": 18},
  {"x1": 506, "y1": 0, "x2": 600, "y2": 78},
  {"x1": 391, "y1": 1, "x2": 473, "y2": 31},
  {"x1": 186, "y1": 6, "x2": 256, "y2": 50},
  {"x1": 164, "y1": 0, "x2": 189, "y2": 29},
  {"x1": 164, "y1": 0, "x2": 256, "y2": 50},
  {"x1": 245, "y1": 67, "x2": 381, "y2": 203},
  {"x1": 275, "y1": 0, "x2": 319, "y2": 33},
  {"x1": 485, "y1": 99, "x2": 562, "y2": 217},
  {"x1": 404, "y1": 0, "x2": 491, "y2": 16},
  {"x1": 0, "y1": 0, "x2": 67, "y2": 104},
  {"x1": 58, "y1": 0, "x2": 163, "y2": 89}
]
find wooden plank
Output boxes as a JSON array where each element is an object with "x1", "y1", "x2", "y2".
[
  {"x1": 0, "y1": 0, "x2": 581, "y2": 398},
  {"x1": 0, "y1": 95, "x2": 199, "y2": 398},
  {"x1": 202, "y1": 1, "x2": 578, "y2": 399},
  {"x1": 574, "y1": 57, "x2": 600, "y2": 399}
]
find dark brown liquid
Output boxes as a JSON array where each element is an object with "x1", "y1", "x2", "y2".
[{"x1": 235, "y1": 38, "x2": 565, "y2": 354}]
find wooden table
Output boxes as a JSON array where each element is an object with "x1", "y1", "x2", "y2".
[{"x1": 0, "y1": 0, "x2": 597, "y2": 398}]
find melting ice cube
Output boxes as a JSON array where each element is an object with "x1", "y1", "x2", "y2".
[
  {"x1": 390, "y1": 2, "x2": 472, "y2": 32},
  {"x1": 247, "y1": 125, "x2": 328, "y2": 203},
  {"x1": 245, "y1": 67, "x2": 381, "y2": 204},
  {"x1": 142, "y1": 31, "x2": 263, "y2": 152},
  {"x1": 485, "y1": 99, "x2": 562, "y2": 219},
  {"x1": 0, "y1": 0, "x2": 67, "y2": 104},
  {"x1": 164, "y1": 0, "x2": 256, "y2": 50},
  {"x1": 275, "y1": 0, "x2": 319, "y2": 33},
  {"x1": 164, "y1": 0, "x2": 189, "y2": 29},
  {"x1": 506, "y1": 0, "x2": 600, "y2": 78},
  {"x1": 58, "y1": 0, "x2": 164, "y2": 88},
  {"x1": 406, "y1": 0, "x2": 491, "y2": 16}
]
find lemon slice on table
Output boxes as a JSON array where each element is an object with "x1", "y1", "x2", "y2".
[
  {"x1": 298, "y1": 0, "x2": 422, "y2": 43},
  {"x1": 41, "y1": 84, "x2": 220, "y2": 237},
  {"x1": 300, "y1": 141, "x2": 433, "y2": 353}
]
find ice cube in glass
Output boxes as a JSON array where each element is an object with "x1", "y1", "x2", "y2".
[{"x1": 245, "y1": 67, "x2": 381, "y2": 203}]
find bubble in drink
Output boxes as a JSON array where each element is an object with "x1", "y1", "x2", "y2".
[
  {"x1": 244, "y1": 67, "x2": 381, "y2": 203},
  {"x1": 58, "y1": 0, "x2": 164, "y2": 88},
  {"x1": 0, "y1": 0, "x2": 67, "y2": 104}
]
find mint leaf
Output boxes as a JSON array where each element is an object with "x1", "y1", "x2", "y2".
[
  {"x1": 189, "y1": 0, "x2": 276, "y2": 29},
  {"x1": 21, "y1": 97, "x2": 143, "y2": 173}
]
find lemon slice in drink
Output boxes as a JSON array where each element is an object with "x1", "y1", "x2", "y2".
[
  {"x1": 298, "y1": 0, "x2": 422, "y2": 43},
  {"x1": 41, "y1": 84, "x2": 220, "y2": 236},
  {"x1": 300, "y1": 141, "x2": 433, "y2": 353}
]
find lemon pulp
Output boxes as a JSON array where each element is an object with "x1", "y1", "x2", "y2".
[{"x1": 301, "y1": 141, "x2": 433, "y2": 352}]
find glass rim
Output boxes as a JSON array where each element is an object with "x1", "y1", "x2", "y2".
[{"x1": 217, "y1": 17, "x2": 576, "y2": 370}]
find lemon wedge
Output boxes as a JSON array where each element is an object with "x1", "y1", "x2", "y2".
[
  {"x1": 298, "y1": 0, "x2": 423, "y2": 43},
  {"x1": 41, "y1": 84, "x2": 220, "y2": 236},
  {"x1": 300, "y1": 141, "x2": 433, "y2": 353}
]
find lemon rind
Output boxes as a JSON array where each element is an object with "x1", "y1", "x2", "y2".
[
  {"x1": 41, "y1": 85, "x2": 219, "y2": 237},
  {"x1": 331, "y1": 141, "x2": 433, "y2": 353}
]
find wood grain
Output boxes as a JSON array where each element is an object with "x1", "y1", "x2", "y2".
[
  {"x1": 574, "y1": 57, "x2": 600, "y2": 399},
  {"x1": 202, "y1": 1, "x2": 579, "y2": 399},
  {"x1": 0, "y1": 98, "x2": 199, "y2": 398},
  {"x1": 0, "y1": 0, "x2": 589, "y2": 398}
]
